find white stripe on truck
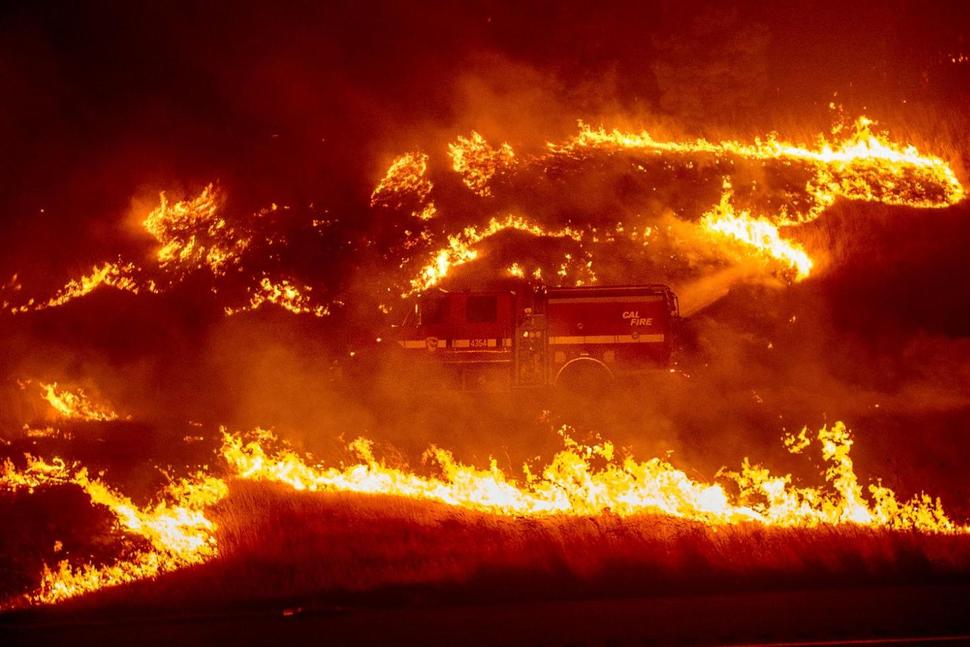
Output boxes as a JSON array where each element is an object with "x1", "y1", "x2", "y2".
[
  {"x1": 549, "y1": 334, "x2": 664, "y2": 345},
  {"x1": 399, "y1": 340, "x2": 429, "y2": 349},
  {"x1": 398, "y1": 339, "x2": 512, "y2": 350}
]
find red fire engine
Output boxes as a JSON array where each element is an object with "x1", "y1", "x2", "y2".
[{"x1": 393, "y1": 284, "x2": 679, "y2": 390}]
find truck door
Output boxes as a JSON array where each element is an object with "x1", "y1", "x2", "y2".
[{"x1": 514, "y1": 311, "x2": 547, "y2": 386}]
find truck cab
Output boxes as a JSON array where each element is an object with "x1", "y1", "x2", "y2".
[{"x1": 396, "y1": 289, "x2": 520, "y2": 390}]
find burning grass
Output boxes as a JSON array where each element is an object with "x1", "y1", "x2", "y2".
[
  {"x1": 4, "y1": 112, "x2": 964, "y2": 317},
  {"x1": 212, "y1": 483, "x2": 970, "y2": 600},
  {"x1": 3, "y1": 418, "x2": 970, "y2": 611},
  {"x1": 10, "y1": 481, "x2": 970, "y2": 614}
]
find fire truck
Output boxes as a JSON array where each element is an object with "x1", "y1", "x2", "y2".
[{"x1": 392, "y1": 284, "x2": 680, "y2": 391}]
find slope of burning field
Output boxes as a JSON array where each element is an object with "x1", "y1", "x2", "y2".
[
  {"x1": 3, "y1": 393, "x2": 970, "y2": 611},
  {"x1": 25, "y1": 483, "x2": 970, "y2": 615},
  {"x1": 0, "y1": 112, "x2": 963, "y2": 325},
  {"x1": 0, "y1": 68, "x2": 968, "y2": 619}
]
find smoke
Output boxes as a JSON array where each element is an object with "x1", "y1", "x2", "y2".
[{"x1": 2, "y1": 0, "x2": 970, "y2": 521}]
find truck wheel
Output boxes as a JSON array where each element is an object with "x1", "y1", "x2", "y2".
[{"x1": 554, "y1": 357, "x2": 614, "y2": 396}]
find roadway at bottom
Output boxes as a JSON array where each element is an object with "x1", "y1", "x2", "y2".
[{"x1": 3, "y1": 582, "x2": 970, "y2": 646}]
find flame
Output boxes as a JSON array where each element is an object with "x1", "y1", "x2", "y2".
[
  {"x1": 407, "y1": 215, "x2": 584, "y2": 295},
  {"x1": 447, "y1": 132, "x2": 516, "y2": 197},
  {"x1": 23, "y1": 426, "x2": 65, "y2": 439},
  {"x1": 6, "y1": 185, "x2": 287, "y2": 315},
  {"x1": 413, "y1": 201, "x2": 438, "y2": 221},
  {"x1": 143, "y1": 183, "x2": 246, "y2": 275},
  {"x1": 700, "y1": 183, "x2": 814, "y2": 280},
  {"x1": 783, "y1": 427, "x2": 811, "y2": 454},
  {"x1": 2, "y1": 419, "x2": 965, "y2": 606},
  {"x1": 5, "y1": 185, "x2": 246, "y2": 314},
  {"x1": 371, "y1": 151, "x2": 433, "y2": 210},
  {"x1": 375, "y1": 116, "x2": 963, "y2": 294},
  {"x1": 40, "y1": 383, "x2": 120, "y2": 422},
  {"x1": 221, "y1": 422, "x2": 964, "y2": 533},
  {"x1": 553, "y1": 116, "x2": 964, "y2": 221},
  {"x1": 225, "y1": 277, "x2": 330, "y2": 318},
  {"x1": 8, "y1": 261, "x2": 144, "y2": 314},
  {"x1": 5, "y1": 117, "x2": 962, "y2": 315},
  {"x1": 0, "y1": 455, "x2": 227, "y2": 605}
]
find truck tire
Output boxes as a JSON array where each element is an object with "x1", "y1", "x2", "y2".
[{"x1": 554, "y1": 357, "x2": 614, "y2": 396}]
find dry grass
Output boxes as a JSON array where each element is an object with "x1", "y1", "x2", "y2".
[{"x1": 55, "y1": 481, "x2": 967, "y2": 612}]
